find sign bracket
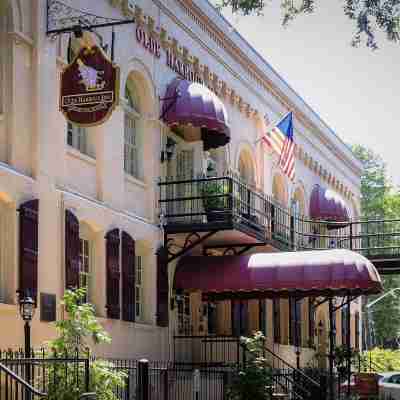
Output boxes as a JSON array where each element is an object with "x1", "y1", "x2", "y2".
[{"x1": 46, "y1": 0, "x2": 135, "y2": 36}]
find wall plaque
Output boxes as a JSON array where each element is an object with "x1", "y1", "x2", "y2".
[
  {"x1": 40, "y1": 293, "x2": 57, "y2": 322},
  {"x1": 60, "y1": 45, "x2": 120, "y2": 127}
]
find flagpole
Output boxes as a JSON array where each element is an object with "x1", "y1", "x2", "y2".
[{"x1": 254, "y1": 110, "x2": 292, "y2": 145}]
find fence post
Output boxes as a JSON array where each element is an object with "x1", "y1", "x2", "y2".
[
  {"x1": 138, "y1": 359, "x2": 149, "y2": 400},
  {"x1": 85, "y1": 358, "x2": 90, "y2": 393},
  {"x1": 271, "y1": 204, "x2": 275, "y2": 237},
  {"x1": 162, "y1": 368, "x2": 168, "y2": 400},
  {"x1": 290, "y1": 215, "x2": 295, "y2": 250}
]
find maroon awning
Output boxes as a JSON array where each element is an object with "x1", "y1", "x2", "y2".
[
  {"x1": 161, "y1": 78, "x2": 230, "y2": 150},
  {"x1": 310, "y1": 184, "x2": 349, "y2": 227},
  {"x1": 174, "y1": 250, "x2": 383, "y2": 300}
]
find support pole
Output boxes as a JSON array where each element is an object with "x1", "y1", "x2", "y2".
[
  {"x1": 328, "y1": 298, "x2": 335, "y2": 400},
  {"x1": 346, "y1": 296, "x2": 352, "y2": 398},
  {"x1": 138, "y1": 359, "x2": 149, "y2": 400}
]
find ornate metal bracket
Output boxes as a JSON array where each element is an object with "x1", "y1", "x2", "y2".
[
  {"x1": 46, "y1": 0, "x2": 134, "y2": 35},
  {"x1": 165, "y1": 231, "x2": 218, "y2": 263}
]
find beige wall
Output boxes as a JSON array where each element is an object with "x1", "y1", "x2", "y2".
[{"x1": 0, "y1": 0, "x2": 362, "y2": 363}]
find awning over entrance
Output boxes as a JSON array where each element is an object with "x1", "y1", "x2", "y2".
[
  {"x1": 174, "y1": 249, "x2": 383, "y2": 299},
  {"x1": 310, "y1": 184, "x2": 349, "y2": 228},
  {"x1": 161, "y1": 78, "x2": 230, "y2": 150}
]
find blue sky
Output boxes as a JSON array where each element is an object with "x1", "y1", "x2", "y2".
[{"x1": 218, "y1": 2, "x2": 399, "y2": 187}]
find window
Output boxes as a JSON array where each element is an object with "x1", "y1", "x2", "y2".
[
  {"x1": 259, "y1": 300, "x2": 267, "y2": 336},
  {"x1": 342, "y1": 304, "x2": 349, "y2": 346},
  {"x1": 177, "y1": 293, "x2": 191, "y2": 335},
  {"x1": 79, "y1": 238, "x2": 90, "y2": 302},
  {"x1": 124, "y1": 80, "x2": 141, "y2": 179},
  {"x1": 355, "y1": 312, "x2": 360, "y2": 349},
  {"x1": 231, "y1": 300, "x2": 249, "y2": 337},
  {"x1": 67, "y1": 122, "x2": 87, "y2": 154},
  {"x1": 207, "y1": 302, "x2": 217, "y2": 335},
  {"x1": 273, "y1": 298, "x2": 281, "y2": 343},
  {"x1": 135, "y1": 255, "x2": 143, "y2": 320},
  {"x1": 289, "y1": 298, "x2": 302, "y2": 347}
]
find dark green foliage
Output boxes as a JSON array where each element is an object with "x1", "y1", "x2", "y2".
[
  {"x1": 215, "y1": 0, "x2": 400, "y2": 49},
  {"x1": 227, "y1": 332, "x2": 274, "y2": 400}
]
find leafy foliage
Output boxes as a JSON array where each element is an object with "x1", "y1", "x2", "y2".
[
  {"x1": 351, "y1": 144, "x2": 400, "y2": 347},
  {"x1": 44, "y1": 288, "x2": 126, "y2": 400},
  {"x1": 227, "y1": 332, "x2": 273, "y2": 400},
  {"x1": 214, "y1": 0, "x2": 400, "y2": 49},
  {"x1": 361, "y1": 348, "x2": 400, "y2": 372}
]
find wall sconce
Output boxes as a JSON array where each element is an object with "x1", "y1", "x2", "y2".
[{"x1": 161, "y1": 137, "x2": 176, "y2": 163}]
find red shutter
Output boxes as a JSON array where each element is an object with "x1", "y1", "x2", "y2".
[
  {"x1": 65, "y1": 209, "x2": 80, "y2": 289},
  {"x1": 156, "y1": 246, "x2": 169, "y2": 327},
  {"x1": 19, "y1": 199, "x2": 39, "y2": 303},
  {"x1": 122, "y1": 231, "x2": 135, "y2": 322},
  {"x1": 106, "y1": 228, "x2": 120, "y2": 319}
]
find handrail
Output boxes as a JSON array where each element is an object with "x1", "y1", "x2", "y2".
[{"x1": 0, "y1": 361, "x2": 47, "y2": 397}]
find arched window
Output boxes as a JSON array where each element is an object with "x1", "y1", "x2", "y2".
[
  {"x1": 124, "y1": 79, "x2": 142, "y2": 179},
  {"x1": 238, "y1": 150, "x2": 255, "y2": 187}
]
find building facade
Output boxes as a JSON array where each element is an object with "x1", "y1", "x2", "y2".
[{"x1": 0, "y1": 0, "x2": 363, "y2": 365}]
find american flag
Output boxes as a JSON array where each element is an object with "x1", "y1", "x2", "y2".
[{"x1": 262, "y1": 112, "x2": 295, "y2": 181}]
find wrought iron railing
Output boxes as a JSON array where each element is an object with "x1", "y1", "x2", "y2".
[
  {"x1": 159, "y1": 175, "x2": 268, "y2": 239},
  {"x1": 159, "y1": 175, "x2": 400, "y2": 262}
]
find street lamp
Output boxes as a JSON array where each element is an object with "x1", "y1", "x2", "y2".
[{"x1": 18, "y1": 296, "x2": 35, "y2": 358}]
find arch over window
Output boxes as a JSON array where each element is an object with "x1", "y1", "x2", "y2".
[
  {"x1": 291, "y1": 186, "x2": 306, "y2": 216},
  {"x1": 272, "y1": 174, "x2": 287, "y2": 206},
  {"x1": 125, "y1": 79, "x2": 141, "y2": 114},
  {"x1": 237, "y1": 148, "x2": 256, "y2": 187}
]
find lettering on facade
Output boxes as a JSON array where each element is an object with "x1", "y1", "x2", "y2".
[
  {"x1": 60, "y1": 45, "x2": 119, "y2": 127},
  {"x1": 136, "y1": 27, "x2": 161, "y2": 58},
  {"x1": 166, "y1": 49, "x2": 203, "y2": 84},
  {"x1": 135, "y1": 26, "x2": 203, "y2": 84}
]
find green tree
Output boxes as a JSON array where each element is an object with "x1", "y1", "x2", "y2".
[
  {"x1": 351, "y1": 144, "x2": 391, "y2": 218},
  {"x1": 45, "y1": 288, "x2": 127, "y2": 400},
  {"x1": 215, "y1": 0, "x2": 400, "y2": 49},
  {"x1": 351, "y1": 144, "x2": 400, "y2": 347}
]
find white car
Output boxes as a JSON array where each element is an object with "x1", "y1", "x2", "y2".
[{"x1": 379, "y1": 372, "x2": 400, "y2": 400}]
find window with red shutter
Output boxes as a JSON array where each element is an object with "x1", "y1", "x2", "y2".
[
  {"x1": 122, "y1": 231, "x2": 135, "y2": 322},
  {"x1": 106, "y1": 229, "x2": 120, "y2": 319},
  {"x1": 19, "y1": 199, "x2": 39, "y2": 302},
  {"x1": 65, "y1": 210, "x2": 80, "y2": 290},
  {"x1": 156, "y1": 246, "x2": 169, "y2": 327}
]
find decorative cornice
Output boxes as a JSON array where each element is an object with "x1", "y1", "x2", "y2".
[{"x1": 173, "y1": 0, "x2": 362, "y2": 178}]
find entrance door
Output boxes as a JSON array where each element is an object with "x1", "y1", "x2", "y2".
[{"x1": 166, "y1": 138, "x2": 194, "y2": 223}]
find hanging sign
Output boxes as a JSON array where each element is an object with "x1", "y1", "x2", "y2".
[{"x1": 60, "y1": 45, "x2": 120, "y2": 127}]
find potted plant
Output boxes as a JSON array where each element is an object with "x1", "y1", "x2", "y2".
[{"x1": 201, "y1": 179, "x2": 231, "y2": 222}]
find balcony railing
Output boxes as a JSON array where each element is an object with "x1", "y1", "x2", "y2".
[
  {"x1": 159, "y1": 175, "x2": 400, "y2": 264},
  {"x1": 159, "y1": 175, "x2": 268, "y2": 241}
]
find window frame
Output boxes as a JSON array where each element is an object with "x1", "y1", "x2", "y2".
[
  {"x1": 135, "y1": 254, "x2": 143, "y2": 321},
  {"x1": 67, "y1": 122, "x2": 88, "y2": 155},
  {"x1": 79, "y1": 237, "x2": 91, "y2": 303},
  {"x1": 123, "y1": 82, "x2": 142, "y2": 180}
]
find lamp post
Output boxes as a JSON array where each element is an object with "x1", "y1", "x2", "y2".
[{"x1": 18, "y1": 294, "x2": 35, "y2": 395}]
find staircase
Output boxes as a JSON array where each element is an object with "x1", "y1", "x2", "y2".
[{"x1": 241, "y1": 342, "x2": 325, "y2": 400}]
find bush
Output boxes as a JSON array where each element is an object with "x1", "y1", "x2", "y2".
[
  {"x1": 227, "y1": 332, "x2": 273, "y2": 400},
  {"x1": 43, "y1": 288, "x2": 126, "y2": 400}
]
